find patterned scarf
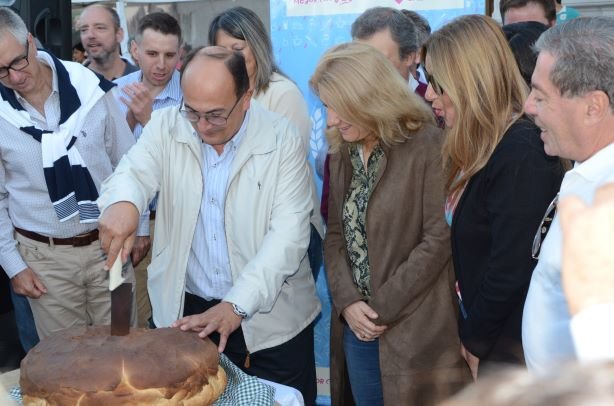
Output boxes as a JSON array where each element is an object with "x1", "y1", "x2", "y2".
[{"x1": 0, "y1": 50, "x2": 115, "y2": 223}]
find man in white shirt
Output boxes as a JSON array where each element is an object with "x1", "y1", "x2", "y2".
[
  {"x1": 113, "y1": 11, "x2": 183, "y2": 327},
  {"x1": 97, "y1": 46, "x2": 321, "y2": 404},
  {"x1": 522, "y1": 16, "x2": 614, "y2": 372}
]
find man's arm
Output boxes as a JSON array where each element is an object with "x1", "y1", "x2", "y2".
[
  {"x1": 98, "y1": 107, "x2": 167, "y2": 269},
  {"x1": 0, "y1": 162, "x2": 27, "y2": 279},
  {"x1": 0, "y1": 162, "x2": 47, "y2": 297}
]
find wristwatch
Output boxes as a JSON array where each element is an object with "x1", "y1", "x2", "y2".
[{"x1": 231, "y1": 303, "x2": 248, "y2": 319}]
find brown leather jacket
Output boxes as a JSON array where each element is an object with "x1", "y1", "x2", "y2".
[{"x1": 324, "y1": 123, "x2": 471, "y2": 405}]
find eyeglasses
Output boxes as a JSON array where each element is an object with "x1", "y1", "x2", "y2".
[
  {"x1": 0, "y1": 40, "x2": 29, "y2": 79},
  {"x1": 531, "y1": 194, "x2": 559, "y2": 260},
  {"x1": 180, "y1": 95, "x2": 243, "y2": 127},
  {"x1": 423, "y1": 67, "x2": 444, "y2": 96}
]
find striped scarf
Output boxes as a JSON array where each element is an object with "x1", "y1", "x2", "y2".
[{"x1": 0, "y1": 50, "x2": 115, "y2": 223}]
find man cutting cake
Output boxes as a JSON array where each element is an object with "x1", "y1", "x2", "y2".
[{"x1": 97, "y1": 46, "x2": 321, "y2": 405}]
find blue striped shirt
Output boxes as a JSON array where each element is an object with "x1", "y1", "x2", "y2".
[{"x1": 185, "y1": 112, "x2": 250, "y2": 300}]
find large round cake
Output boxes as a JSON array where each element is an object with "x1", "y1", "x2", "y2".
[{"x1": 20, "y1": 326, "x2": 227, "y2": 405}]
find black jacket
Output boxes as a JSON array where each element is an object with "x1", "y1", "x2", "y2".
[{"x1": 451, "y1": 117, "x2": 565, "y2": 368}]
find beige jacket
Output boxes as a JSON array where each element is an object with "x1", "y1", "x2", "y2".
[{"x1": 98, "y1": 100, "x2": 321, "y2": 352}]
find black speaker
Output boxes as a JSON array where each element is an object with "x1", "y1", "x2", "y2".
[{"x1": 9, "y1": 0, "x2": 72, "y2": 60}]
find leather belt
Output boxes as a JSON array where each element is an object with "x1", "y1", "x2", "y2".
[{"x1": 15, "y1": 227, "x2": 99, "y2": 247}]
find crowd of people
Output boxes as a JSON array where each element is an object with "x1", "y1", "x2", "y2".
[{"x1": 1, "y1": 0, "x2": 614, "y2": 405}]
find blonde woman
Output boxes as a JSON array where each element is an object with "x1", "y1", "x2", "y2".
[
  {"x1": 312, "y1": 43, "x2": 470, "y2": 406},
  {"x1": 423, "y1": 15, "x2": 566, "y2": 378}
]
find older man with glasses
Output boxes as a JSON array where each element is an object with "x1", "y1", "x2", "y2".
[
  {"x1": 0, "y1": 7, "x2": 138, "y2": 342},
  {"x1": 97, "y1": 46, "x2": 321, "y2": 404},
  {"x1": 522, "y1": 16, "x2": 614, "y2": 373}
]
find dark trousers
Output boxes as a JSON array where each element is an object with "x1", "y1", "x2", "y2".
[
  {"x1": 9, "y1": 283, "x2": 39, "y2": 352},
  {"x1": 184, "y1": 292, "x2": 317, "y2": 405}
]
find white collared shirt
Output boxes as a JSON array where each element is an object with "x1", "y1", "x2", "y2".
[
  {"x1": 185, "y1": 111, "x2": 250, "y2": 300},
  {"x1": 523, "y1": 142, "x2": 614, "y2": 373}
]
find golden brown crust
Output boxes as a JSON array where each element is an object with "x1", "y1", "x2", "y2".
[{"x1": 21, "y1": 326, "x2": 226, "y2": 405}]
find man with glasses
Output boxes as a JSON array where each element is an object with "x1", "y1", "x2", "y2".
[
  {"x1": 0, "y1": 7, "x2": 137, "y2": 341},
  {"x1": 97, "y1": 46, "x2": 321, "y2": 404},
  {"x1": 522, "y1": 17, "x2": 614, "y2": 373}
]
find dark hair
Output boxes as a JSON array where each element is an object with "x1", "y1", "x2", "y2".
[
  {"x1": 500, "y1": 0, "x2": 556, "y2": 24},
  {"x1": 351, "y1": 7, "x2": 417, "y2": 60},
  {"x1": 503, "y1": 21, "x2": 549, "y2": 85},
  {"x1": 180, "y1": 46, "x2": 249, "y2": 99},
  {"x1": 208, "y1": 6, "x2": 279, "y2": 95},
  {"x1": 136, "y1": 12, "x2": 182, "y2": 44},
  {"x1": 400, "y1": 9, "x2": 431, "y2": 48}
]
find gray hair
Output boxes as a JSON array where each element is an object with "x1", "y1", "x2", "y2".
[
  {"x1": 351, "y1": 7, "x2": 417, "y2": 60},
  {"x1": 401, "y1": 9, "x2": 431, "y2": 48},
  {"x1": 0, "y1": 7, "x2": 29, "y2": 44},
  {"x1": 535, "y1": 16, "x2": 614, "y2": 109}
]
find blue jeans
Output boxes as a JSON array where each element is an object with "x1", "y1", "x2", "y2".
[
  {"x1": 9, "y1": 284, "x2": 39, "y2": 352},
  {"x1": 343, "y1": 324, "x2": 384, "y2": 406}
]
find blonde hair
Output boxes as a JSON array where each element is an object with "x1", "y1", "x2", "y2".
[
  {"x1": 424, "y1": 15, "x2": 528, "y2": 195},
  {"x1": 309, "y1": 42, "x2": 434, "y2": 152}
]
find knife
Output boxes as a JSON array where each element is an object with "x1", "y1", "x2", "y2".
[{"x1": 109, "y1": 249, "x2": 132, "y2": 336}]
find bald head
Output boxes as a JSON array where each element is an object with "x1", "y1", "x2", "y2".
[{"x1": 180, "y1": 46, "x2": 249, "y2": 99}]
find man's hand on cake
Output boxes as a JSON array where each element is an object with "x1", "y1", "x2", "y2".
[
  {"x1": 172, "y1": 302, "x2": 242, "y2": 352},
  {"x1": 11, "y1": 267, "x2": 47, "y2": 298},
  {"x1": 99, "y1": 202, "x2": 140, "y2": 270}
]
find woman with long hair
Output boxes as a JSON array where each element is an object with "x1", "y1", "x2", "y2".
[
  {"x1": 313, "y1": 42, "x2": 470, "y2": 406},
  {"x1": 423, "y1": 15, "x2": 566, "y2": 378}
]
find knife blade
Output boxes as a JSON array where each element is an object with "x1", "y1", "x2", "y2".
[{"x1": 110, "y1": 249, "x2": 132, "y2": 336}]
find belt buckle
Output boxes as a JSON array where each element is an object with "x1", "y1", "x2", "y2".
[
  {"x1": 71, "y1": 232, "x2": 93, "y2": 247},
  {"x1": 71, "y1": 236, "x2": 88, "y2": 247}
]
